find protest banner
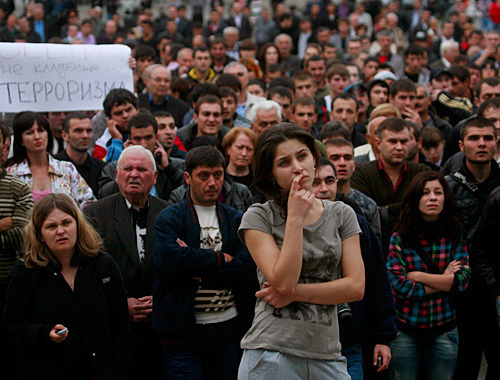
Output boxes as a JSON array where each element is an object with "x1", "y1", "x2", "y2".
[{"x1": 0, "y1": 43, "x2": 134, "y2": 112}]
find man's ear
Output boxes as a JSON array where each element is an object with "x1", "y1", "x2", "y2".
[
  {"x1": 458, "y1": 139, "x2": 464, "y2": 153},
  {"x1": 184, "y1": 171, "x2": 192, "y2": 186}
]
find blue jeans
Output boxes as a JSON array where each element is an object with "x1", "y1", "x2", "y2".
[
  {"x1": 162, "y1": 317, "x2": 240, "y2": 380},
  {"x1": 390, "y1": 328, "x2": 458, "y2": 380},
  {"x1": 342, "y1": 343, "x2": 364, "y2": 380}
]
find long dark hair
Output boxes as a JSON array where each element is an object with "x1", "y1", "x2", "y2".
[
  {"x1": 253, "y1": 123, "x2": 320, "y2": 211},
  {"x1": 7, "y1": 111, "x2": 53, "y2": 166},
  {"x1": 396, "y1": 171, "x2": 463, "y2": 248}
]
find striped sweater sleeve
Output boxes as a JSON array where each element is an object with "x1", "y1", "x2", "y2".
[{"x1": 0, "y1": 176, "x2": 33, "y2": 251}]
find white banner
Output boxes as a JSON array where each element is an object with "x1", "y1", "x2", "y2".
[{"x1": 0, "y1": 43, "x2": 134, "y2": 112}]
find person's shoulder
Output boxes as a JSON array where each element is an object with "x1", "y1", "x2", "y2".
[
  {"x1": 2, "y1": 170, "x2": 29, "y2": 187},
  {"x1": 90, "y1": 155, "x2": 107, "y2": 169},
  {"x1": 149, "y1": 194, "x2": 169, "y2": 210},
  {"x1": 168, "y1": 95, "x2": 189, "y2": 108},
  {"x1": 407, "y1": 161, "x2": 431, "y2": 173},
  {"x1": 84, "y1": 192, "x2": 121, "y2": 212},
  {"x1": 354, "y1": 160, "x2": 378, "y2": 172},
  {"x1": 242, "y1": 200, "x2": 275, "y2": 218}
]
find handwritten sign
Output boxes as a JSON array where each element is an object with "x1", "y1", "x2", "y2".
[{"x1": 0, "y1": 43, "x2": 134, "y2": 112}]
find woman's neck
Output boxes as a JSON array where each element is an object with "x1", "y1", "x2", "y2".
[
  {"x1": 27, "y1": 151, "x2": 49, "y2": 167},
  {"x1": 57, "y1": 251, "x2": 75, "y2": 270},
  {"x1": 226, "y1": 162, "x2": 249, "y2": 177}
]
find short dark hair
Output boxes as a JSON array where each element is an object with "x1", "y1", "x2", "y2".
[
  {"x1": 127, "y1": 111, "x2": 158, "y2": 134},
  {"x1": 317, "y1": 156, "x2": 337, "y2": 177},
  {"x1": 449, "y1": 64, "x2": 470, "y2": 82},
  {"x1": 134, "y1": 45, "x2": 157, "y2": 60},
  {"x1": 189, "y1": 83, "x2": 220, "y2": 105},
  {"x1": 404, "y1": 43, "x2": 425, "y2": 57},
  {"x1": 185, "y1": 146, "x2": 225, "y2": 174},
  {"x1": 210, "y1": 36, "x2": 227, "y2": 48},
  {"x1": 267, "y1": 63, "x2": 284, "y2": 74},
  {"x1": 364, "y1": 55, "x2": 379, "y2": 66},
  {"x1": 63, "y1": 112, "x2": 90, "y2": 133},
  {"x1": 194, "y1": 95, "x2": 223, "y2": 115},
  {"x1": 324, "y1": 137, "x2": 354, "y2": 152},
  {"x1": 248, "y1": 78, "x2": 266, "y2": 92},
  {"x1": 193, "y1": 46, "x2": 210, "y2": 58},
  {"x1": 268, "y1": 77, "x2": 295, "y2": 92},
  {"x1": 332, "y1": 93, "x2": 359, "y2": 112},
  {"x1": 305, "y1": 54, "x2": 325, "y2": 68},
  {"x1": 320, "y1": 120, "x2": 352, "y2": 142},
  {"x1": 459, "y1": 116, "x2": 496, "y2": 141},
  {"x1": 477, "y1": 77, "x2": 500, "y2": 98},
  {"x1": 376, "y1": 117, "x2": 410, "y2": 139},
  {"x1": 216, "y1": 73, "x2": 242, "y2": 92},
  {"x1": 219, "y1": 87, "x2": 238, "y2": 103},
  {"x1": 292, "y1": 97, "x2": 316, "y2": 112},
  {"x1": 268, "y1": 86, "x2": 293, "y2": 103},
  {"x1": 153, "y1": 111, "x2": 174, "y2": 119},
  {"x1": 478, "y1": 97, "x2": 500, "y2": 116},
  {"x1": 103, "y1": 89, "x2": 138, "y2": 118},
  {"x1": 390, "y1": 78, "x2": 416, "y2": 97}
]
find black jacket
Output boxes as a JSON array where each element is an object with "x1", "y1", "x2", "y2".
[
  {"x1": 446, "y1": 158, "x2": 500, "y2": 245},
  {"x1": 137, "y1": 93, "x2": 190, "y2": 129},
  {"x1": 1, "y1": 254, "x2": 130, "y2": 380},
  {"x1": 168, "y1": 180, "x2": 253, "y2": 213},
  {"x1": 471, "y1": 186, "x2": 500, "y2": 300}
]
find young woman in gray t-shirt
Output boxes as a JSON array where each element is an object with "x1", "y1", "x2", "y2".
[{"x1": 238, "y1": 123, "x2": 365, "y2": 379}]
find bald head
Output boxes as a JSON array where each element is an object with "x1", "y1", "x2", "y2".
[{"x1": 366, "y1": 116, "x2": 386, "y2": 157}]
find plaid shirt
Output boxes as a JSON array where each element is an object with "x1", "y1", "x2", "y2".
[{"x1": 387, "y1": 232, "x2": 470, "y2": 330}]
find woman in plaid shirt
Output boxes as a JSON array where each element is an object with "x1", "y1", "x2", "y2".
[{"x1": 387, "y1": 171, "x2": 470, "y2": 380}]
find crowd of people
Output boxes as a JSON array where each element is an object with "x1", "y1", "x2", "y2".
[{"x1": 0, "y1": 0, "x2": 500, "y2": 379}]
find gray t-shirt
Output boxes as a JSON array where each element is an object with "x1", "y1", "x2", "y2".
[{"x1": 238, "y1": 200, "x2": 361, "y2": 360}]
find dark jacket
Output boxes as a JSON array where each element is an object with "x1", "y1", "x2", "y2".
[
  {"x1": 176, "y1": 123, "x2": 231, "y2": 151},
  {"x1": 98, "y1": 158, "x2": 185, "y2": 200},
  {"x1": 446, "y1": 158, "x2": 500, "y2": 245},
  {"x1": 168, "y1": 180, "x2": 253, "y2": 213},
  {"x1": 472, "y1": 186, "x2": 500, "y2": 300},
  {"x1": 152, "y1": 197, "x2": 258, "y2": 341},
  {"x1": 340, "y1": 214, "x2": 397, "y2": 348},
  {"x1": 137, "y1": 93, "x2": 190, "y2": 129},
  {"x1": 84, "y1": 193, "x2": 168, "y2": 300},
  {"x1": 351, "y1": 160, "x2": 430, "y2": 254},
  {"x1": 1, "y1": 254, "x2": 130, "y2": 380},
  {"x1": 225, "y1": 14, "x2": 252, "y2": 40}
]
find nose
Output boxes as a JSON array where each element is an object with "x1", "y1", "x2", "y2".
[
  {"x1": 319, "y1": 180, "x2": 328, "y2": 193},
  {"x1": 395, "y1": 141, "x2": 403, "y2": 150},
  {"x1": 207, "y1": 175, "x2": 216, "y2": 186},
  {"x1": 292, "y1": 159, "x2": 303, "y2": 173},
  {"x1": 56, "y1": 224, "x2": 65, "y2": 234}
]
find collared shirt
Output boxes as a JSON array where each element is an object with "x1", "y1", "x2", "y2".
[
  {"x1": 378, "y1": 158, "x2": 408, "y2": 193},
  {"x1": 34, "y1": 20, "x2": 45, "y2": 42},
  {"x1": 7, "y1": 156, "x2": 96, "y2": 209},
  {"x1": 126, "y1": 198, "x2": 150, "y2": 265},
  {"x1": 149, "y1": 93, "x2": 170, "y2": 114}
]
